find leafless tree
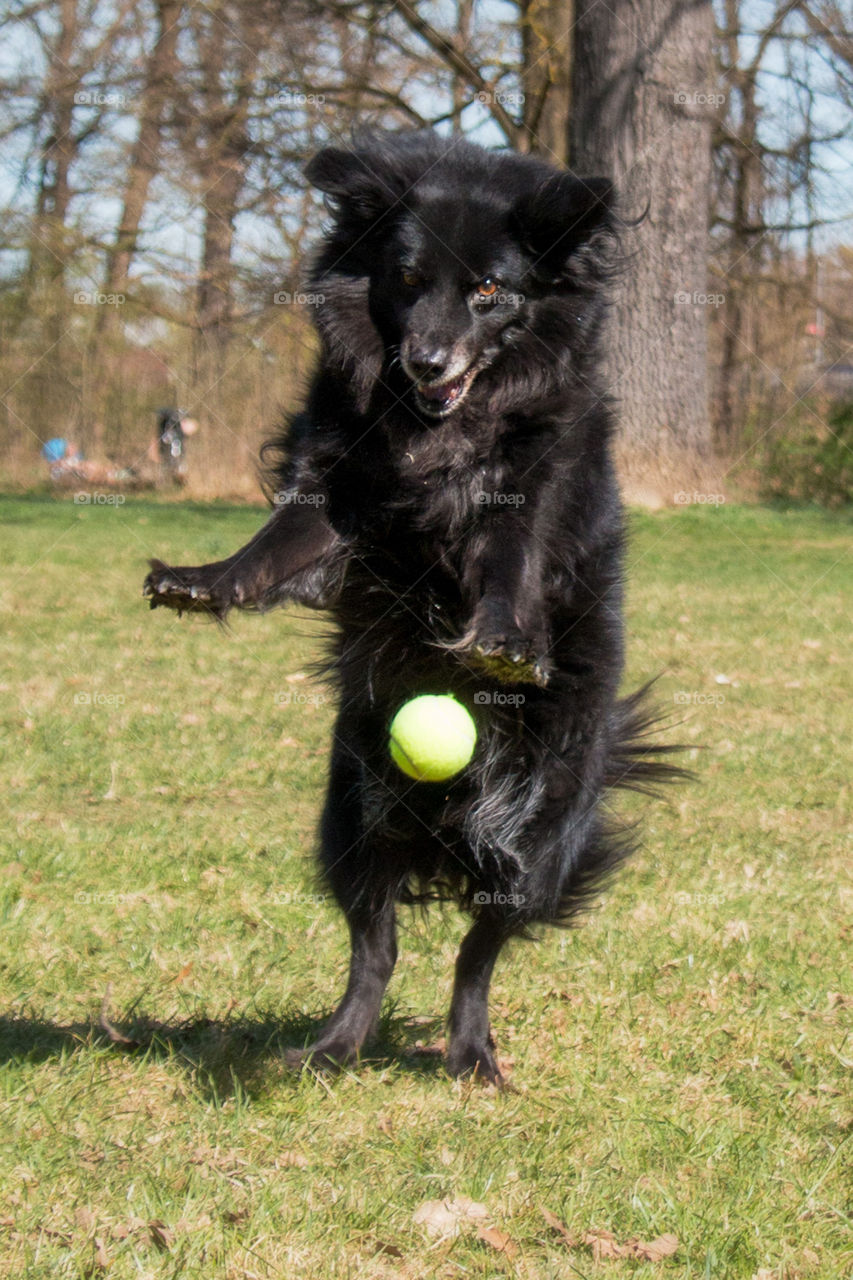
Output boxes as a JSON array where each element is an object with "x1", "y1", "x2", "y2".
[
  {"x1": 1, "y1": 0, "x2": 851, "y2": 491},
  {"x1": 570, "y1": 0, "x2": 715, "y2": 480},
  {"x1": 98, "y1": 0, "x2": 183, "y2": 317}
]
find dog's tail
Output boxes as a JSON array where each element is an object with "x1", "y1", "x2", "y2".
[
  {"x1": 605, "y1": 681, "x2": 694, "y2": 796},
  {"x1": 548, "y1": 682, "x2": 692, "y2": 926}
]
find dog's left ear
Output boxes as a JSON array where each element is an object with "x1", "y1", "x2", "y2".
[{"x1": 514, "y1": 174, "x2": 615, "y2": 274}]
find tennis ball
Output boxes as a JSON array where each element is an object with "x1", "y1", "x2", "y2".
[{"x1": 389, "y1": 694, "x2": 477, "y2": 782}]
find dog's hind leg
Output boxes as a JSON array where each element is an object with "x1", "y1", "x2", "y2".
[
  {"x1": 298, "y1": 733, "x2": 398, "y2": 1072},
  {"x1": 446, "y1": 913, "x2": 512, "y2": 1085},
  {"x1": 301, "y1": 900, "x2": 398, "y2": 1072}
]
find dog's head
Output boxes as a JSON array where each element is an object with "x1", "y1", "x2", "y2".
[{"x1": 305, "y1": 131, "x2": 616, "y2": 418}]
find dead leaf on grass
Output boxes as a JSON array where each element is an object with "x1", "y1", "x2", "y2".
[
  {"x1": 275, "y1": 1150, "x2": 308, "y2": 1169},
  {"x1": 373, "y1": 1239, "x2": 404, "y2": 1258},
  {"x1": 641, "y1": 1233, "x2": 680, "y2": 1261},
  {"x1": 110, "y1": 1217, "x2": 146, "y2": 1241},
  {"x1": 583, "y1": 1228, "x2": 679, "y2": 1262},
  {"x1": 98, "y1": 985, "x2": 140, "y2": 1048},
  {"x1": 477, "y1": 1225, "x2": 518, "y2": 1257},
  {"x1": 223, "y1": 1208, "x2": 250, "y2": 1224},
  {"x1": 586, "y1": 1228, "x2": 625, "y2": 1260},
  {"x1": 92, "y1": 1237, "x2": 110, "y2": 1270},
  {"x1": 540, "y1": 1207, "x2": 579, "y2": 1247},
  {"x1": 148, "y1": 1219, "x2": 173, "y2": 1251},
  {"x1": 75, "y1": 1206, "x2": 97, "y2": 1234},
  {"x1": 412, "y1": 1196, "x2": 489, "y2": 1239}
]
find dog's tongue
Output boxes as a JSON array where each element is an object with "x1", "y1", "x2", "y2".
[{"x1": 419, "y1": 377, "x2": 463, "y2": 402}]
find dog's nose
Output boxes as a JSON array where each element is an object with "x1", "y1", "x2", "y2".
[{"x1": 408, "y1": 348, "x2": 449, "y2": 382}]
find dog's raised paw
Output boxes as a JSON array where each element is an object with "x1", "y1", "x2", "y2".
[
  {"x1": 466, "y1": 641, "x2": 550, "y2": 688},
  {"x1": 143, "y1": 561, "x2": 229, "y2": 617}
]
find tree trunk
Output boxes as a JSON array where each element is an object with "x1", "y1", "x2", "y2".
[
  {"x1": 29, "y1": 0, "x2": 78, "y2": 287},
  {"x1": 570, "y1": 0, "x2": 714, "y2": 485},
  {"x1": 194, "y1": 113, "x2": 248, "y2": 366},
  {"x1": 193, "y1": 14, "x2": 255, "y2": 373},
  {"x1": 26, "y1": 0, "x2": 80, "y2": 445},
  {"x1": 87, "y1": 0, "x2": 183, "y2": 450},
  {"x1": 98, "y1": 0, "x2": 183, "y2": 317},
  {"x1": 519, "y1": 0, "x2": 572, "y2": 164}
]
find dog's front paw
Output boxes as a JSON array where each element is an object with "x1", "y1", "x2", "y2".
[
  {"x1": 467, "y1": 634, "x2": 551, "y2": 687},
  {"x1": 143, "y1": 559, "x2": 236, "y2": 619},
  {"x1": 446, "y1": 598, "x2": 551, "y2": 686}
]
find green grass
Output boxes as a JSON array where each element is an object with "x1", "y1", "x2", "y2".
[{"x1": 0, "y1": 493, "x2": 850, "y2": 1279}]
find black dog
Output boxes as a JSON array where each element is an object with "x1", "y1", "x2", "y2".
[{"x1": 144, "y1": 130, "x2": 682, "y2": 1085}]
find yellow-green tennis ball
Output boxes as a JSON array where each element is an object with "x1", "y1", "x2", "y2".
[{"x1": 389, "y1": 695, "x2": 477, "y2": 782}]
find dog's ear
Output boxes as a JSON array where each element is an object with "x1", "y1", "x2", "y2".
[
  {"x1": 514, "y1": 174, "x2": 615, "y2": 274},
  {"x1": 305, "y1": 145, "x2": 405, "y2": 224}
]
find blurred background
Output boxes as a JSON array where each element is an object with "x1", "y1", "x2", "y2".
[{"x1": 0, "y1": 0, "x2": 851, "y2": 504}]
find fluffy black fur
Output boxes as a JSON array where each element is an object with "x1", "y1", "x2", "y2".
[{"x1": 144, "y1": 129, "x2": 684, "y2": 1085}]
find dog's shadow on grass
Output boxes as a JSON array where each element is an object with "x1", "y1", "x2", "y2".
[{"x1": 0, "y1": 1006, "x2": 450, "y2": 1099}]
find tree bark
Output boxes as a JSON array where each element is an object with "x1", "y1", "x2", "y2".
[
  {"x1": 29, "y1": 0, "x2": 78, "y2": 287},
  {"x1": 24, "y1": 0, "x2": 81, "y2": 447},
  {"x1": 519, "y1": 0, "x2": 572, "y2": 164},
  {"x1": 570, "y1": 0, "x2": 714, "y2": 481},
  {"x1": 98, "y1": 0, "x2": 183, "y2": 319},
  {"x1": 193, "y1": 10, "x2": 257, "y2": 370}
]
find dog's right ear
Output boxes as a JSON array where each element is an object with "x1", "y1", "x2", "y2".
[{"x1": 305, "y1": 146, "x2": 404, "y2": 224}]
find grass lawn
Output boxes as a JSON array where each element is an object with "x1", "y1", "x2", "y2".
[{"x1": 0, "y1": 493, "x2": 850, "y2": 1279}]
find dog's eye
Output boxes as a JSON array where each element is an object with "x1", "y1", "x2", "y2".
[
  {"x1": 401, "y1": 269, "x2": 422, "y2": 288},
  {"x1": 475, "y1": 279, "x2": 499, "y2": 299}
]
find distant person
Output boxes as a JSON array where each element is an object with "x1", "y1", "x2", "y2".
[
  {"x1": 41, "y1": 437, "x2": 131, "y2": 485},
  {"x1": 41, "y1": 437, "x2": 86, "y2": 480},
  {"x1": 154, "y1": 408, "x2": 199, "y2": 486}
]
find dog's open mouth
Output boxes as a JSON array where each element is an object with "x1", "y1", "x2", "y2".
[{"x1": 413, "y1": 366, "x2": 478, "y2": 418}]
